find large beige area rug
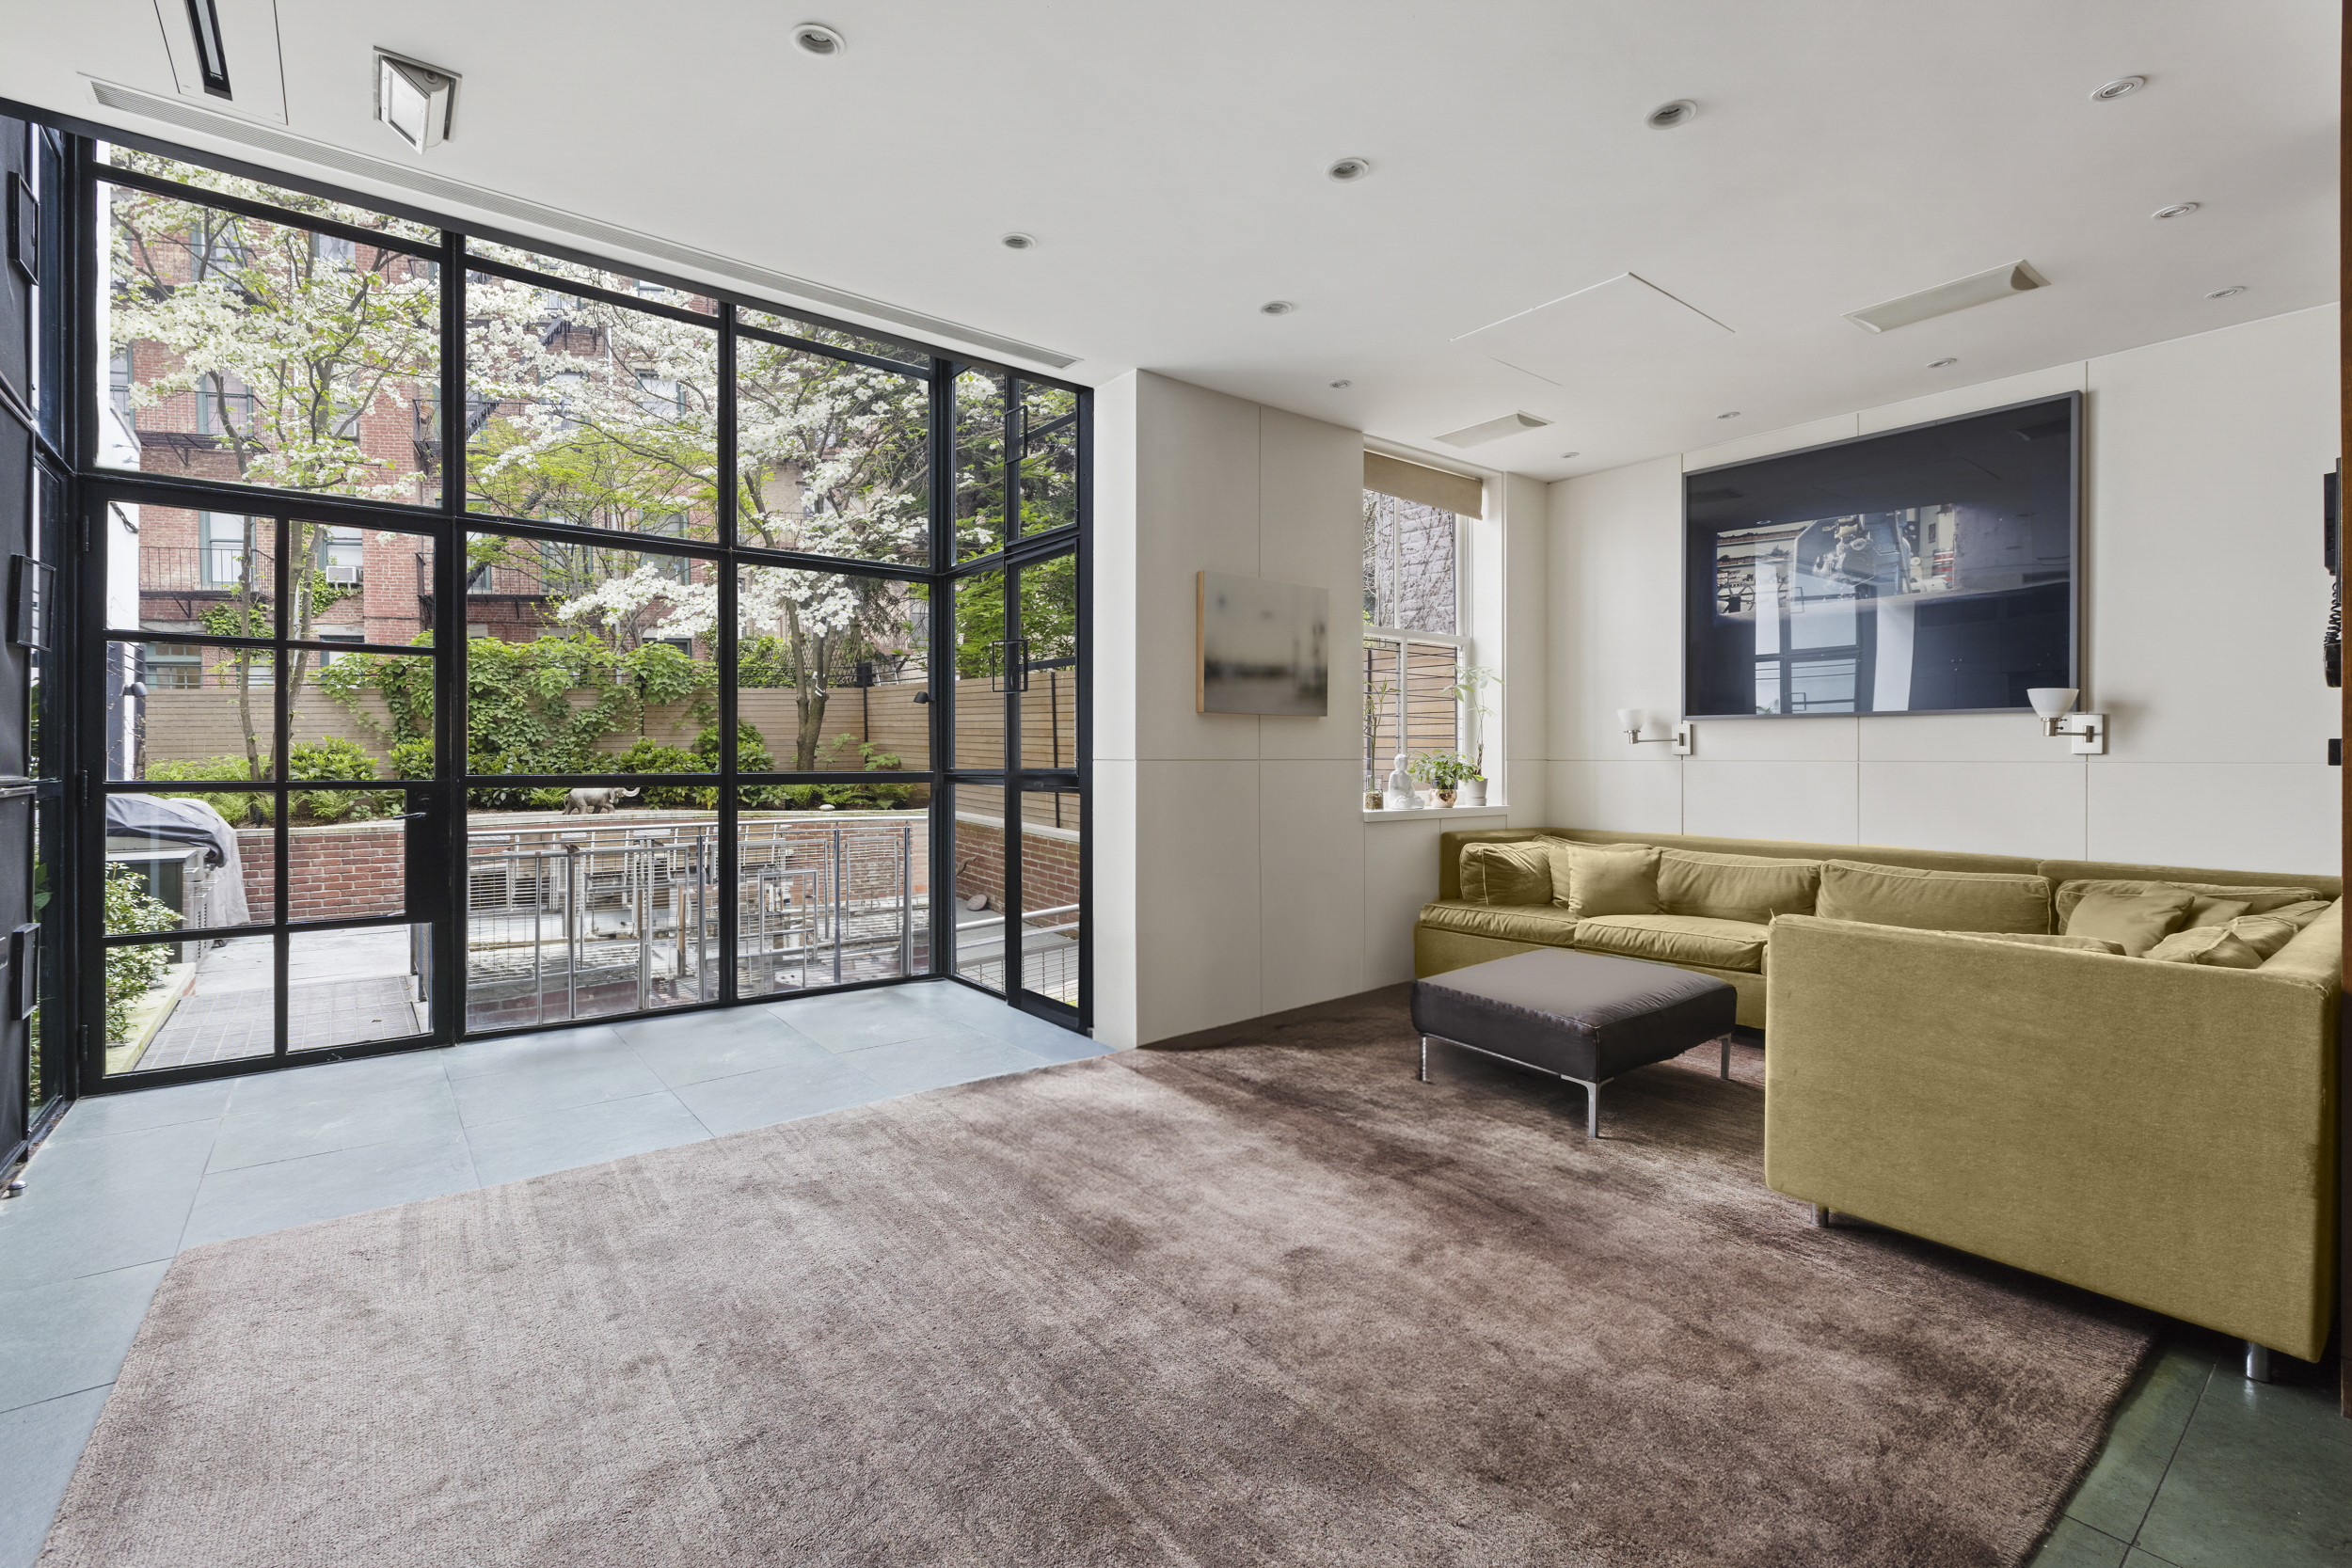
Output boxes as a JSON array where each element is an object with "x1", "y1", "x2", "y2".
[{"x1": 45, "y1": 988, "x2": 2153, "y2": 1567}]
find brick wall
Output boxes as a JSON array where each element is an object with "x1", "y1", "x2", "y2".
[
  {"x1": 951, "y1": 814, "x2": 1079, "y2": 915},
  {"x1": 235, "y1": 821, "x2": 407, "y2": 923}
]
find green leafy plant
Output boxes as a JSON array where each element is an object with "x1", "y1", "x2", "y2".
[
  {"x1": 287, "y1": 734, "x2": 384, "y2": 823},
  {"x1": 103, "y1": 863, "x2": 181, "y2": 1044},
  {"x1": 1409, "y1": 751, "x2": 1478, "y2": 791},
  {"x1": 1448, "y1": 665, "x2": 1501, "y2": 777},
  {"x1": 612, "y1": 739, "x2": 709, "y2": 808},
  {"x1": 144, "y1": 756, "x2": 274, "y2": 826}
]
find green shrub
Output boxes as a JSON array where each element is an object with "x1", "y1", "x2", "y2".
[
  {"x1": 693, "y1": 721, "x2": 774, "y2": 774},
  {"x1": 389, "y1": 737, "x2": 436, "y2": 780},
  {"x1": 143, "y1": 756, "x2": 272, "y2": 826},
  {"x1": 288, "y1": 735, "x2": 384, "y2": 823},
  {"x1": 612, "y1": 739, "x2": 710, "y2": 808},
  {"x1": 103, "y1": 863, "x2": 180, "y2": 1043}
]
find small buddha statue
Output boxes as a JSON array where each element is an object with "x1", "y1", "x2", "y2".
[{"x1": 1383, "y1": 752, "x2": 1418, "y2": 811}]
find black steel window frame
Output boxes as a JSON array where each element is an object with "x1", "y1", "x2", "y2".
[{"x1": 16, "y1": 107, "x2": 1089, "y2": 1098}]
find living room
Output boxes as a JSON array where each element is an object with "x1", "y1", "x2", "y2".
[{"x1": 0, "y1": 4, "x2": 2343, "y2": 1566}]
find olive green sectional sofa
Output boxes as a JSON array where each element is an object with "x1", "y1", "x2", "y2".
[{"x1": 1413, "y1": 827, "x2": 2342, "y2": 1361}]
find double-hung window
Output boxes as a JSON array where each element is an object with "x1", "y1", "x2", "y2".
[{"x1": 1361, "y1": 454, "x2": 1489, "y2": 800}]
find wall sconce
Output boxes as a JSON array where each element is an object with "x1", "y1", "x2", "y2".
[
  {"x1": 1617, "y1": 709, "x2": 1694, "y2": 755},
  {"x1": 2027, "y1": 688, "x2": 2106, "y2": 754}
]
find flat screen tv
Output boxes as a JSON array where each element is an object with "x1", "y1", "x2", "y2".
[{"x1": 1683, "y1": 393, "x2": 2078, "y2": 719}]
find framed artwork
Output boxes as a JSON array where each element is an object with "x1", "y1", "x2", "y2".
[{"x1": 1197, "y1": 571, "x2": 1329, "y2": 716}]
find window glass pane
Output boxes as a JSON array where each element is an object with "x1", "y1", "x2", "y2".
[
  {"x1": 105, "y1": 148, "x2": 439, "y2": 243},
  {"x1": 737, "y1": 566, "x2": 931, "y2": 773},
  {"x1": 123, "y1": 508, "x2": 278, "y2": 633},
  {"x1": 948, "y1": 783, "x2": 1006, "y2": 994},
  {"x1": 738, "y1": 309, "x2": 930, "y2": 371},
  {"x1": 288, "y1": 927, "x2": 429, "y2": 1050},
  {"x1": 111, "y1": 641, "x2": 281, "y2": 782},
  {"x1": 103, "y1": 788, "x2": 273, "y2": 927},
  {"x1": 735, "y1": 339, "x2": 929, "y2": 566},
  {"x1": 464, "y1": 277, "x2": 718, "y2": 535},
  {"x1": 286, "y1": 784, "x2": 416, "y2": 920},
  {"x1": 286, "y1": 518, "x2": 432, "y2": 650},
  {"x1": 102, "y1": 184, "x2": 443, "y2": 503},
  {"x1": 466, "y1": 241, "x2": 714, "y2": 314},
  {"x1": 736, "y1": 789, "x2": 931, "y2": 998},
  {"x1": 954, "y1": 368, "x2": 1008, "y2": 561},
  {"x1": 1019, "y1": 790, "x2": 1081, "y2": 1006},
  {"x1": 1362, "y1": 492, "x2": 1395, "y2": 628},
  {"x1": 1404, "y1": 641, "x2": 1461, "y2": 766},
  {"x1": 106, "y1": 933, "x2": 276, "y2": 1075},
  {"x1": 465, "y1": 807, "x2": 716, "y2": 1028},
  {"x1": 462, "y1": 534, "x2": 713, "y2": 782},
  {"x1": 1396, "y1": 497, "x2": 1456, "y2": 634},
  {"x1": 950, "y1": 572, "x2": 1005, "y2": 769},
  {"x1": 1362, "y1": 639, "x2": 1401, "y2": 784},
  {"x1": 1015, "y1": 555, "x2": 1077, "y2": 771},
  {"x1": 1017, "y1": 381, "x2": 1078, "y2": 536}
]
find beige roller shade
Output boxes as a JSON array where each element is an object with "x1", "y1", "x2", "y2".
[{"x1": 1363, "y1": 451, "x2": 1484, "y2": 518}]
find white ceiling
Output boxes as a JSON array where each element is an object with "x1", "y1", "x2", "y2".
[{"x1": 2, "y1": 1, "x2": 2337, "y2": 480}]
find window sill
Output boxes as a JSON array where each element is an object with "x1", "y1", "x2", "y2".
[{"x1": 1362, "y1": 803, "x2": 1511, "y2": 824}]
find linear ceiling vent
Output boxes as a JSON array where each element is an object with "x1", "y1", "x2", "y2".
[
  {"x1": 1435, "y1": 410, "x2": 1550, "y2": 448},
  {"x1": 1845, "y1": 261, "x2": 2048, "y2": 334}
]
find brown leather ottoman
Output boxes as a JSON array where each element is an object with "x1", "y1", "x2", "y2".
[{"x1": 1411, "y1": 948, "x2": 1739, "y2": 1137}]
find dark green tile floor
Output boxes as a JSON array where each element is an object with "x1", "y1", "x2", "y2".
[{"x1": 2026, "y1": 1332, "x2": 2351, "y2": 1567}]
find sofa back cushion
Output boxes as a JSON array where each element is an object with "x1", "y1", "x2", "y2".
[
  {"x1": 2037, "y1": 859, "x2": 2340, "y2": 901},
  {"x1": 2183, "y1": 896, "x2": 2252, "y2": 928},
  {"x1": 1547, "y1": 840, "x2": 1661, "y2": 917},
  {"x1": 1456, "y1": 841, "x2": 1555, "y2": 907},
  {"x1": 2063, "y1": 885, "x2": 2195, "y2": 957},
  {"x1": 2054, "y1": 878, "x2": 2324, "y2": 927},
  {"x1": 1816, "y1": 860, "x2": 2052, "y2": 934},
  {"x1": 1945, "y1": 930, "x2": 2127, "y2": 956},
  {"x1": 2145, "y1": 913, "x2": 2305, "y2": 968},
  {"x1": 1657, "y1": 848, "x2": 1820, "y2": 924}
]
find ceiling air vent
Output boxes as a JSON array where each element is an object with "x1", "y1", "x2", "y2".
[
  {"x1": 1845, "y1": 261, "x2": 2048, "y2": 334},
  {"x1": 1435, "y1": 411, "x2": 1551, "y2": 448}
]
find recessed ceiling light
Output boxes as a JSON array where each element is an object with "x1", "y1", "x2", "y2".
[
  {"x1": 2205, "y1": 286, "x2": 2246, "y2": 299},
  {"x1": 1327, "y1": 157, "x2": 1372, "y2": 182},
  {"x1": 2151, "y1": 202, "x2": 2199, "y2": 220},
  {"x1": 1927, "y1": 357, "x2": 1959, "y2": 369},
  {"x1": 998, "y1": 232, "x2": 1036, "y2": 250},
  {"x1": 1646, "y1": 99, "x2": 1698, "y2": 129},
  {"x1": 792, "y1": 23, "x2": 845, "y2": 56},
  {"x1": 1260, "y1": 300, "x2": 1295, "y2": 315},
  {"x1": 2090, "y1": 75, "x2": 2146, "y2": 101},
  {"x1": 1716, "y1": 411, "x2": 1740, "y2": 420},
  {"x1": 1327, "y1": 379, "x2": 1352, "y2": 388}
]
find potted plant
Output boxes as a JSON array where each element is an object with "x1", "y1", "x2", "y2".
[
  {"x1": 1409, "y1": 750, "x2": 1477, "y2": 807},
  {"x1": 1449, "y1": 665, "x2": 1501, "y2": 806},
  {"x1": 1362, "y1": 678, "x2": 1393, "y2": 809}
]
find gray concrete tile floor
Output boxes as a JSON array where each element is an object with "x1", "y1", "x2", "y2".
[
  {"x1": 0, "y1": 990, "x2": 2341, "y2": 1568},
  {"x1": 0, "y1": 980, "x2": 1108, "y2": 1568}
]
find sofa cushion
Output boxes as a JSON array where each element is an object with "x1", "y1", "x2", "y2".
[
  {"x1": 1657, "y1": 848, "x2": 1820, "y2": 925},
  {"x1": 2259, "y1": 899, "x2": 2334, "y2": 929},
  {"x1": 2183, "y1": 896, "x2": 2251, "y2": 929},
  {"x1": 1417, "y1": 899, "x2": 1581, "y2": 949},
  {"x1": 1573, "y1": 913, "x2": 1769, "y2": 974},
  {"x1": 2145, "y1": 914, "x2": 2304, "y2": 968},
  {"x1": 2063, "y1": 885, "x2": 2195, "y2": 957},
  {"x1": 1816, "y1": 860, "x2": 2052, "y2": 934},
  {"x1": 1945, "y1": 930, "x2": 2128, "y2": 956},
  {"x1": 2053, "y1": 879, "x2": 2324, "y2": 926},
  {"x1": 1545, "y1": 840, "x2": 1661, "y2": 917},
  {"x1": 1457, "y1": 841, "x2": 1555, "y2": 907}
]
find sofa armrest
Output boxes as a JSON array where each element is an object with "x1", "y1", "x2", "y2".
[{"x1": 1763, "y1": 914, "x2": 2339, "y2": 1360}]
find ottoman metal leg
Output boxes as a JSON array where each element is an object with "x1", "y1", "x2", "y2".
[
  {"x1": 1565, "y1": 1076, "x2": 1603, "y2": 1139},
  {"x1": 1720, "y1": 1035, "x2": 1731, "y2": 1080},
  {"x1": 1419, "y1": 1035, "x2": 1429, "y2": 1083}
]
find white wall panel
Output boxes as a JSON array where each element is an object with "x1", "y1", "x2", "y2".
[
  {"x1": 1549, "y1": 759, "x2": 1684, "y2": 834},
  {"x1": 1858, "y1": 711, "x2": 2059, "y2": 764},
  {"x1": 1682, "y1": 761, "x2": 1859, "y2": 843},
  {"x1": 1257, "y1": 407, "x2": 1367, "y2": 765},
  {"x1": 1132, "y1": 759, "x2": 1263, "y2": 1040},
  {"x1": 1363, "y1": 818, "x2": 1452, "y2": 986},
  {"x1": 1859, "y1": 762, "x2": 2087, "y2": 860},
  {"x1": 1133, "y1": 374, "x2": 1262, "y2": 764},
  {"x1": 1697, "y1": 715, "x2": 1857, "y2": 761},
  {"x1": 2088, "y1": 764, "x2": 2340, "y2": 876},
  {"x1": 1258, "y1": 759, "x2": 1369, "y2": 1012}
]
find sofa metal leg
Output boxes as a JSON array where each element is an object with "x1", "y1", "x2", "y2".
[
  {"x1": 1812, "y1": 1205, "x2": 1832, "y2": 1227},
  {"x1": 1418, "y1": 1036, "x2": 1429, "y2": 1084},
  {"x1": 2244, "y1": 1340, "x2": 2273, "y2": 1384}
]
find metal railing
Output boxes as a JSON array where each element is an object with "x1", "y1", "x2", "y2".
[
  {"x1": 463, "y1": 813, "x2": 927, "y2": 1028},
  {"x1": 138, "y1": 545, "x2": 266, "y2": 594}
]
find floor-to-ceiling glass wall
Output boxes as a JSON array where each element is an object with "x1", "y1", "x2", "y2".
[{"x1": 56, "y1": 127, "x2": 1085, "y2": 1094}]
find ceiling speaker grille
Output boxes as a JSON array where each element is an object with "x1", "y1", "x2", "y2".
[{"x1": 86, "y1": 79, "x2": 1080, "y2": 370}]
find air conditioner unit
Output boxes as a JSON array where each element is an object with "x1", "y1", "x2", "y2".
[{"x1": 325, "y1": 564, "x2": 363, "y2": 585}]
